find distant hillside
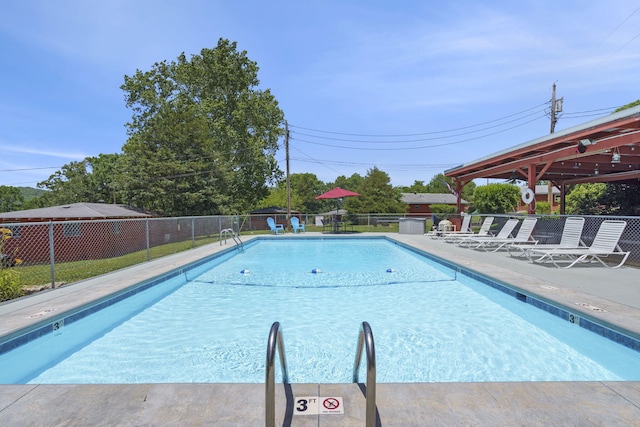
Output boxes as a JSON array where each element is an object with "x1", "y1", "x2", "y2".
[{"x1": 17, "y1": 187, "x2": 46, "y2": 202}]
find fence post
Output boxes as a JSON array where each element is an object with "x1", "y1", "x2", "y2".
[
  {"x1": 48, "y1": 221, "x2": 56, "y2": 288},
  {"x1": 145, "y1": 218, "x2": 150, "y2": 261},
  {"x1": 191, "y1": 217, "x2": 195, "y2": 248}
]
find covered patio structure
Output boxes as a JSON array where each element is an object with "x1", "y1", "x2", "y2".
[{"x1": 444, "y1": 105, "x2": 640, "y2": 214}]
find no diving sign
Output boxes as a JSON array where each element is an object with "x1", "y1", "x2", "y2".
[{"x1": 294, "y1": 396, "x2": 344, "y2": 415}]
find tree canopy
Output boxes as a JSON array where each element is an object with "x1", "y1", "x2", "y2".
[
  {"x1": 119, "y1": 39, "x2": 284, "y2": 215},
  {"x1": 472, "y1": 183, "x2": 521, "y2": 214},
  {"x1": 36, "y1": 154, "x2": 122, "y2": 207},
  {"x1": 344, "y1": 167, "x2": 404, "y2": 213},
  {"x1": 0, "y1": 186, "x2": 23, "y2": 213}
]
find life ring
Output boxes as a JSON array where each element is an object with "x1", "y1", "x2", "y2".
[{"x1": 522, "y1": 188, "x2": 535, "y2": 205}]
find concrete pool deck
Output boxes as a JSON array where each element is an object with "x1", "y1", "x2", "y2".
[{"x1": 1, "y1": 232, "x2": 639, "y2": 426}]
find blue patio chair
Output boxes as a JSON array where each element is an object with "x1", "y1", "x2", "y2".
[
  {"x1": 267, "y1": 217, "x2": 284, "y2": 234},
  {"x1": 290, "y1": 217, "x2": 306, "y2": 233}
]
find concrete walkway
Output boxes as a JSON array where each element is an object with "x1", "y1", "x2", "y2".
[{"x1": 1, "y1": 233, "x2": 640, "y2": 426}]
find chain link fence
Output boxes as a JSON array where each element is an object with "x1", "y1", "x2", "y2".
[
  {"x1": 0, "y1": 213, "x2": 638, "y2": 297},
  {"x1": 1, "y1": 216, "x2": 239, "y2": 293}
]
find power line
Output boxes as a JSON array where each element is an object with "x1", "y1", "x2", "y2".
[
  {"x1": 0, "y1": 166, "x2": 60, "y2": 173},
  {"x1": 601, "y1": 5, "x2": 640, "y2": 43},
  {"x1": 292, "y1": 115, "x2": 547, "y2": 151},
  {"x1": 289, "y1": 101, "x2": 550, "y2": 138},
  {"x1": 290, "y1": 109, "x2": 546, "y2": 144}
]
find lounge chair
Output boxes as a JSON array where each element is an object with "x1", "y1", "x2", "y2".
[
  {"x1": 465, "y1": 218, "x2": 538, "y2": 252},
  {"x1": 443, "y1": 216, "x2": 494, "y2": 243},
  {"x1": 426, "y1": 215, "x2": 472, "y2": 238},
  {"x1": 267, "y1": 217, "x2": 284, "y2": 235},
  {"x1": 290, "y1": 217, "x2": 306, "y2": 233},
  {"x1": 508, "y1": 217, "x2": 585, "y2": 258},
  {"x1": 528, "y1": 220, "x2": 630, "y2": 268},
  {"x1": 455, "y1": 218, "x2": 518, "y2": 247}
]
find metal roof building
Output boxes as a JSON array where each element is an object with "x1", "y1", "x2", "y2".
[
  {"x1": 444, "y1": 105, "x2": 640, "y2": 213},
  {"x1": 0, "y1": 203, "x2": 152, "y2": 223}
]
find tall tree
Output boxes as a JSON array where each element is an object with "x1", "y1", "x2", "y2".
[
  {"x1": 0, "y1": 186, "x2": 23, "y2": 213},
  {"x1": 398, "y1": 180, "x2": 429, "y2": 193},
  {"x1": 566, "y1": 183, "x2": 607, "y2": 215},
  {"x1": 120, "y1": 39, "x2": 284, "y2": 216},
  {"x1": 35, "y1": 154, "x2": 123, "y2": 206},
  {"x1": 602, "y1": 183, "x2": 640, "y2": 215},
  {"x1": 345, "y1": 167, "x2": 404, "y2": 213},
  {"x1": 289, "y1": 173, "x2": 327, "y2": 213}
]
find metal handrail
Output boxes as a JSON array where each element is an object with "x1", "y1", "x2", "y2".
[
  {"x1": 353, "y1": 321, "x2": 376, "y2": 427},
  {"x1": 220, "y1": 228, "x2": 243, "y2": 249},
  {"x1": 265, "y1": 322, "x2": 289, "y2": 427}
]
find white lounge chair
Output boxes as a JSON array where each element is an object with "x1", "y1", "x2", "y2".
[
  {"x1": 455, "y1": 218, "x2": 519, "y2": 247},
  {"x1": 426, "y1": 215, "x2": 472, "y2": 239},
  {"x1": 464, "y1": 218, "x2": 538, "y2": 252},
  {"x1": 528, "y1": 220, "x2": 630, "y2": 268},
  {"x1": 443, "y1": 216, "x2": 494, "y2": 243},
  {"x1": 508, "y1": 217, "x2": 585, "y2": 258}
]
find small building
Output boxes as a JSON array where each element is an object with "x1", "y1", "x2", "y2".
[
  {"x1": 0, "y1": 203, "x2": 152, "y2": 264},
  {"x1": 402, "y1": 193, "x2": 468, "y2": 216},
  {"x1": 0, "y1": 202, "x2": 151, "y2": 223}
]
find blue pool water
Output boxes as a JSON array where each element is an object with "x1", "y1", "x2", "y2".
[{"x1": 2, "y1": 238, "x2": 640, "y2": 384}]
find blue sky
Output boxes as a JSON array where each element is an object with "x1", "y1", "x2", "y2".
[{"x1": 1, "y1": 1, "x2": 639, "y2": 189}]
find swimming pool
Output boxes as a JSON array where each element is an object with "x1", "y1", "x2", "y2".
[{"x1": 1, "y1": 237, "x2": 640, "y2": 384}]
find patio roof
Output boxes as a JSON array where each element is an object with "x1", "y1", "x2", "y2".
[{"x1": 444, "y1": 105, "x2": 640, "y2": 186}]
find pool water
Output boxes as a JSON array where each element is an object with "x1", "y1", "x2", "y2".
[{"x1": 2, "y1": 238, "x2": 640, "y2": 384}]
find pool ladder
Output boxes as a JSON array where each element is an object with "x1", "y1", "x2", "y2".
[
  {"x1": 220, "y1": 228, "x2": 243, "y2": 249},
  {"x1": 265, "y1": 321, "x2": 377, "y2": 427}
]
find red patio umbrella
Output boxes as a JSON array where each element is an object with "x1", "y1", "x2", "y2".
[
  {"x1": 314, "y1": 187, "x2": 361, "y2": 199},
  {"x1": 315, "y1": 187, "x2": 361, "y2": 232}
]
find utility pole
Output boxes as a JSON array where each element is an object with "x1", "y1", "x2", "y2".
[
  {"x1": 285, "y1": 120, "x2": 291, "y2": 222},
  {"x1": 549, "y1": 83, "x2": 563, "y2": 133},
  {"x1": 548, "y1": 83, "x2": 563, "y2": 208}
]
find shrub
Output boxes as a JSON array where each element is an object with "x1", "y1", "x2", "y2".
[{"x1": 0, "y1": 268, "x2": 22, "y2": 302}]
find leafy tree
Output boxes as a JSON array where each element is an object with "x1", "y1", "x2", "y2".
[
  {"x1": 332, "y1": 174, "x2": 364, "y2": 192},
  {"x1": 472, "y1": 183, "x2": 521, "y2": 213},
  {"x1": 34, "y1": 154, "x2": 123, "y2": 206},
  {"x1": 602, "y1": 183, "x2": 640, "y2": 215},
  {"x1": 257, "y1": 186, "x2": 303, "y2": 211},
  {"x1": 426, "y1": 173, "x2": 475, "y2": 202},
  {"x1": 120, "y1": 39, "x2": 284, "y2": 216},
  {"x1": 0, "y1": 186, "x2": 24, "y2": 213},
  {"x1": 17, "y1": 187, "x2": 45, "y2": 204},
  {"x1": 345, "y1": 167, "x2": 404, "y2": 213},
  {"x1": 36, "y1": 160, "x2": 94, "y2": 205},
  {"x1": 565, "y1": 183, "x2": 607, "y2": 215},
  {"x1": 535, "y1": 201, "x2": 552, "y2": 215},
  {"x1": 256, "y1": 173, "x2": 326, "y2": 213},
  {"x1": 425, "y1": 174, "x2": 453, "y2": 193},
  {"x1": 289, "y1": 173, "x2": 327, "y2": 213},
  {"x1": 460, "y1": 181, "x2": 476, "y2": 203},
  {"x1": 399, "y1": 180, "x2": 429, "y2": 193}
]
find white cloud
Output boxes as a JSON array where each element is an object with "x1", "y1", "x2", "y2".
[{"x1": 0, "y1": 143, "x2": 87, "y2": 160}]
